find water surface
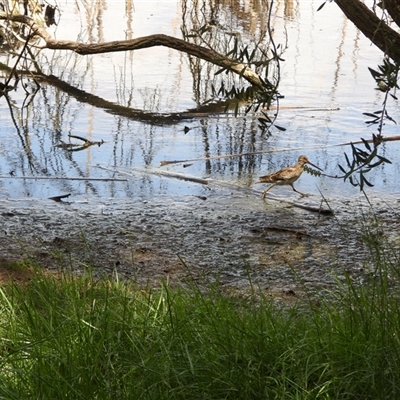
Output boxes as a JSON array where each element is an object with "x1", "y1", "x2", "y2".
[{"x1": 0, "y1": 0, "x2": 399, "y2": 292}]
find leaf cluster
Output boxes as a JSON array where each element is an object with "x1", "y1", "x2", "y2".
[
  {"x1": 209, "y1": 35, "x2": 282, "y2": 116},
  {"x1": 368, "y1": 58, "x2": 399, "y2": 99},
  {"x1": 338, "y1": 58, "x2": 398, "y2": 190},
  {"x1": 186, "y1": 8, "x2": 285, "y2": 137},
  {"x1": 339, "y1": 138, "x2": 391, "y2": 190},
  {"x1": 303, "y1": 165, "x2": 322, "y2": 177}
]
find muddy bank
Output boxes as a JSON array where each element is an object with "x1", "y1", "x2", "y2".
[{"x1": 1, "y1": 186, "x2": 399, "y2": 299}]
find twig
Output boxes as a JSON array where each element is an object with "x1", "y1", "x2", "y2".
[
  {"x1": 68, "y1": 134, "x2": 91, "y2": 143},
  {"x1": 0, "y1": 176, "x2": 127, "y2": 181},
  {"x1": 91, "y1": 164, "x2": 209, "y2": 185},
  {"x1": 48, "y1": 193, "x2": 71, "y2": 202},
  {"x1": 3, "y1": 27, "x2": 36, "y2": 90},
  {"x1": 342, "y1": 135, "x2": 400, "y2": 146},
  {"x1": 150, "y1": 170, "x2": 208, "y2": 184},
  {"x1": 160, "y1": 135, "x2": 400, "y2": 166},
  {"x1": 160, "y1": 149, "x2": 288, "y2": 166}
]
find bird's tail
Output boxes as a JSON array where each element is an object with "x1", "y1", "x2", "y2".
[{"x1": 256, "y1": 177, "x2": 273, "y2": 184}]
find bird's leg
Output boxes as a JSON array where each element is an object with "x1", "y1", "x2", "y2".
[
  {"x1": 291, "y1": 184, "x2": 308, "y2": 197},
  {"x1": 261, "y1": 184, "x2": 276, "y2": 199}
]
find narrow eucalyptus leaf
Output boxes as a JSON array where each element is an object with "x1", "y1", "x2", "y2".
[
  {"x1": 368, "y1": 67, "x2": 381, "y2": 79},
  {"x1": 215, "y1": 68, "x2": 226, "y2": 76},
  {"x1": 363, "y1": 113, "x2": 378, "y2": 118},
  {"x1": 344, "y1": 152, "x2": 351, "y2": 168},
  {"x1": 362, "y1": 175, "x2": 374, "y2": 187},
  {"x1": 249, "y1": 48, "x2": 256, "y2": 62},
  {"x1": 239, "y1": 66, "x2": 247, "y2": 77},
  {"x1": 377, "y1": 155, "x2": 392, "y2": 164},
  {"x1": 361, "y1": 138, "x2": 371, "y2": 151},
  {"x1": 368, "y1": 160, "x2": 383, "y2": 168}
]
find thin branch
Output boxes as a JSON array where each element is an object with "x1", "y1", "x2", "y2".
[
  {"x1": 159, "y1": 134, "x2": 400, "y2": 166},
  {"x1": 0, "y1": 13, "x2": 265, "y2": 88},
  {"x1": 0, "y1": 176, "x2": 128, "y2": 181}
]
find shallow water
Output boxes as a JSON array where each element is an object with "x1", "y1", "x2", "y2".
[
  {"x1": 1, "y1": 0, "x2": 399, "y2": 200},
  {"x1": 0, "y1": 0, "x2": 399, "y2": 294}
]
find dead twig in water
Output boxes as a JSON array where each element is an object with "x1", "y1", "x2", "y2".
[
  {"x1": 151, "y1": 170, "x2": 208, "y2": 185},
  {"x1": 0, "y1": 176, "x2": 127, "y2": 181},
  {"x1": 48, "y1": 193, "x2": 71, "y2": 202},
  {"x1": 55, "y1": 134, "x2": 105, "y2": 152},
  {"x1": 68, "y1": 134, "x2": 104, "y2": 146},
  {"x1": 160, "y1": 135, "x2": 400, "y2": 167},
  {"x1": 160, "y1": 149, "x2": 284, "y2": 166},
  {"x1": 280, "y1": 200, "x2": 333, "y2": 216},
  {"x1": 91, "y1": 164, "x2": 209, "y2": 185}
]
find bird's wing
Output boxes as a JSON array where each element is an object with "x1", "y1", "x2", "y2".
[{"x1": 261, "y1": 166, "x2": 296, "y2": 182}]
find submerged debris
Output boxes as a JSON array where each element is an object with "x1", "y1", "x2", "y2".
[{"x1": 55, "y1": 134, "x2": 105, "y2": 151}]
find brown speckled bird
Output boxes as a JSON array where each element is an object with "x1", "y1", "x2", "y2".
[{"x1": 257, "y1": 155, "x2": 321, "y2": 198}]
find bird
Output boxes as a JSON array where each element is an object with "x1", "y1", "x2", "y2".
[{"x1": 256, "y1": 155, "x2": 322, "y2": 198}]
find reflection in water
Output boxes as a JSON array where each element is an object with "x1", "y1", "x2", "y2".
[
  {"x1": 283, "y1": 0, "x2": 296, "y2": 19},
  {"x1": 179, "y1": 0, "x2": 289, "y2": 178},
  {"x1": 181, "y1": 0, "x2": 278, "y2": 107},
  {"x1": 125, "y1": 0, "x2": 134, "y2": 40},
  {"x1": 0, "y1": 0, "x2": 399, "y2": 202},
  {"x1": 82, "y1": 0, "x2": 106, "y2": 43},
  {"x1": 331, "y1": 15, "x2": 348, "y2": 104}
]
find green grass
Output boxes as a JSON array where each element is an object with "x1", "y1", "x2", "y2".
[{"x1": 1, "y1": 229, "x2": 400, "y2": 398}]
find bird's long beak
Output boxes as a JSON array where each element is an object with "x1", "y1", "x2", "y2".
[{"x1": 307, "y1": 161, "x2": 323, "y2": 171}]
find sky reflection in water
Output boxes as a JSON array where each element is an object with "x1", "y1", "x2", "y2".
[{"x1": 0, "y1": 0, "x2": 399, "y2": 203}]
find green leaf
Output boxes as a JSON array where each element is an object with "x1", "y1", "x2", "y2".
[
  {"x1": 361, "y1": 174, "x2": 374, "y2": 187},
  {"x1": 344, "y1": 152, "x2": 352, "y2": 168},
  {"x1": 361, "y1": 138, "x2": 371, "y2": 151},
  {"x1": 377, "y1": 155, "x2": 392, "y2": 164},
  {"x1": 368, "y1": 67, "x2": 382, "y2": 79},
  {"x1": 317, "y1": 1, "x2": 327, "y2": 12},
  {"x1": 215, "y1": 67, "x2": 227, "y2": 76},
  {"x1": 363, "y1": 113, "x2": 378, "y2": 118}
]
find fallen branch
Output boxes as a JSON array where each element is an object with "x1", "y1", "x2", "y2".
[
  {"x1": 148, "y1": 170, "x2": 209, "y2": 185},
  {"x1": 0, "y1": 13, "x2": 265, "y2": 89},
  {"x1": 0, "y1": 176, "x2": 127, "y2": 181},
  {"x1": 91, "y1": 164, "x2": 209, "y2": 185},
  {"x1": 160, "y1": 150, "x2": 276, "y2": 166}
]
